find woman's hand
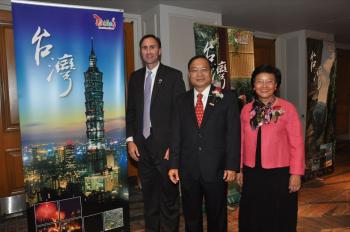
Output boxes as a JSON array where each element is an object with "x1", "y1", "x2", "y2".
[{"x1": 289, "y1": 174, "x2": 301, "y2": 193}]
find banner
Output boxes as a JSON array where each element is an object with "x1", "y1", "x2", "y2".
[
  {"x1": 193, "y1": 23, "x2": 255, "y2": 105},
  {"x1": 305, "y1": 38, "x2": 336, "y2": 178},
  {"x1": 193, "y1": 23, "x2": 255, "y2": 205},
  {"x1": 12, "y1": 1, "x2": 128, "y2": 231}
]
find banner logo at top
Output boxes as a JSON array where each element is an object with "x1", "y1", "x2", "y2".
[{"x1": 93, "y1": 14, "x2": 116, "y2": 30}]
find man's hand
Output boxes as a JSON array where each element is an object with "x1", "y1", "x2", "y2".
[
  {"x1": 236, "y1": 172, "x2": 243, "y2": 187},
  {"x1": 163, "y1": 148, "x2": 170, "y2": 160},
  {"x1": 223, "y1": 170, "x2": 236, "y2": 182},
  {"x1": 168, "y1": 169, "x2": 180, "y2": 184},
  {"x1": 289, "y1": 174, "x2": 301, "y2": 193},
  {"x1": 127, "y1": 141, "x2": 140, "y2": 161}
]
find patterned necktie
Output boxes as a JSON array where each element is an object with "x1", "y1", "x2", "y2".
[
  {"x1": 143, "y1": 70, "x2": 152, "y2": 138},
  {"x1": 195, "y1": 93, "x2": 204, "y2": 127}
]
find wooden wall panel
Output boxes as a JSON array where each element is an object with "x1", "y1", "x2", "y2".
[
  {"x1": 124, "y1": 22, "x2": 135, "y2": 82},
  {"x1": 0, "y1": 10, "x2": 23, "y2": 198},
  {"x1": 1, "y1": 25, "x2": 19, "y2": 131},
  {"x1": 253, "y1": 37, "x2": 275, "y2": 67},
  {"x1": 336, "y1": 49, "x2": 350, "y2": 137},
  {"x1": 5, "y1": 149, "x2": 24, "y2": 195},
  {"x1": 4, "y1": 27, "x2": 19, "y2": 126},
  {"x1": 124, "y1": 22, "x2": 138, "y2": 177}
]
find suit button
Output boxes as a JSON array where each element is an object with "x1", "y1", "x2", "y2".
[{"x1": 198, "y1": 146, "x2": 202, "y2": 151}]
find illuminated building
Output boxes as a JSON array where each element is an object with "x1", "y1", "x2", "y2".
[{"x1": 84, "y1": 40, "x2": 106, "y2": 174}]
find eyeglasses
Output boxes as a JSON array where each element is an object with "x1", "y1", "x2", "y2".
[
  {"x1": 189, "y1": 68, "x2": 210, "y2": 74},
  {"x1": 255, "y1": 79, "x2": 275, "y2": 86}
]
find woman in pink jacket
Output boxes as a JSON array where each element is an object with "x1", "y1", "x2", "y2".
[{"x1": 237, "y1": 65, "x2": 305, "y2": 232}]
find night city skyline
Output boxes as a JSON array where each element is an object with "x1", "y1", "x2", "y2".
[{"x1": 22, "y1": 42, "x2": 128, "y2": 211}]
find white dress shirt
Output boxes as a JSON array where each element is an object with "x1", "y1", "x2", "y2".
[
  {"x1": 145, "y1": 62, "x2": 160, "y2": 93},
  {"x1": 194, "y1": 85, "x2": 211, "y2": 110}
]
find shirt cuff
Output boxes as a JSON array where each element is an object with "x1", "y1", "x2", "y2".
[{"x1": 126, "y1": 136, "x2": 134, "y2": 142}]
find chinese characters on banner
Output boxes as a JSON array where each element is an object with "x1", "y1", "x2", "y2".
[
  {"x1": 305, "y1": 38, "x2": 336, "y2": 179},
  {"x1": 193, "y1": 23, "x2": 255, "y2": 104},
  {"x1": 32, "y1": 26, "x2": 76, "y2": 97},
  {"x1": 12, "y1": 1, "x2": 129, "y2": 231}
]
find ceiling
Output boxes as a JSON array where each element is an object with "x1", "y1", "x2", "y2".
[{"x1": 3, "y1": 0, "x2": 350, "y2": 44}]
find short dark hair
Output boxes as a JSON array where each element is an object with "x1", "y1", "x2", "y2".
[
  {"x1": 187, "y1": 55, "x2": 211, "y2": 70},
  {"x1": 251, "y1": 64, "x2": 281, "y2": 88},
  {"x1": 139, "y1": 34, "x2": 161, "y2": 48}
]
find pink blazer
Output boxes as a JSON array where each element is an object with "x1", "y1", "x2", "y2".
[{"x1": 240, "y1": 98, "x2": 305, "y2": 175}]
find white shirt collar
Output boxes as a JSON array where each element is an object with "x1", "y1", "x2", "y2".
[
  {"x1": 146, "y1": 62, "x2": 160, "y2": 76},
  {"x1": 194, "y1": 85, "x2": 211, "y2": 99},
  {"x1": 194, "y1": 85, "x2": 211, "y2": 109}
]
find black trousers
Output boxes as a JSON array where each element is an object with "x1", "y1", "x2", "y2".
[
  {"x1": 181, "y1": 178, "x2": 228, "y2": 232},
  {"x1": 137, "y1": 137, "x2": 180, "y2": 232}
]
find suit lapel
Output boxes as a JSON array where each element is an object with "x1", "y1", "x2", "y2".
[
  {"x1": 200, "y1": 85, "x2": 216, "y2": 129},
  {"x1": 151, "y1": 64, "x2": 164, "y2": 105},
  {"x1": 138, "y1": 68, "x2": 146, "y2": 114},
  {"x1": 187, "y1": 90, "x2": 199, "y2": 128}
]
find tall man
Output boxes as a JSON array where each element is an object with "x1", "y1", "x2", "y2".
[
  {"x1": 168, "y1": 55, "x2": 240, "y2": 232},
  {"x1": 126, "y1": 34, "x2": 186, "y2": 231}
]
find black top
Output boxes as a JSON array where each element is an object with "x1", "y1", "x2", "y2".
[{"x1": 255, "y1": 127, "x2": 262, "y2": 168}]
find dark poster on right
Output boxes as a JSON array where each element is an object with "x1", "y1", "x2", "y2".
[{"x1": 305, "y1": 38, "x2": 337, "y2": 178}]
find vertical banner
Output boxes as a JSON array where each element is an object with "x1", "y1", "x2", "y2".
[
  {"x1": 305, "y1": 38, "x2": 337, "y2": 179},
  {"x1": 12, "y1": 1, "x2": 128, "y2": 231},
  {"x1": 193, "y1": 23, "x2": 255, "y2": 105},
  {"x1": 193, "y1": 23, "x2": 254, "y2": 205}
]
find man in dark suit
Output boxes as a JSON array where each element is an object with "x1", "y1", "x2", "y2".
[
  {"x1": 168, "y1": 55, "x2": 240, "y2": 232},
  {"x1": 126, "y1": 34, "x2": 186, "y2": 232}
]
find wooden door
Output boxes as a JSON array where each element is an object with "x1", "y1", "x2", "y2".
[
  {"x1": 254, "y1": 37, "x2": 275, "y2": 67},
  {"x1": 123, "y1": 22, "x2": 138, "y2": 177},
  {"x1": 0, "y1": 10, "x2": 24, "y2": 198},
  {"x1": 336, "y1": 49, "x2": 350, "y2": 138}
]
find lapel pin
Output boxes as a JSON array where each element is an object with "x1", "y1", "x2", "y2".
[
  {"x1": 209, "y1": 102, "x2": 215, "y2": 106},
  {"x1": 158, "y1": 78, "x2": 163, "y2": 84}
]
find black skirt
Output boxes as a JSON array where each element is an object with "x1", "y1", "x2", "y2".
[{"x1": 239, "y1": 128, "x2": 298, "y2": 232}]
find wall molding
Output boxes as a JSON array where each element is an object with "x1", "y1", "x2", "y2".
[
  {"x1": 254, "y1": 31, "x2": 277, "y2": 40},
  {"x1": 0, "y1": 3, "x2": 11, "y2": 11}
]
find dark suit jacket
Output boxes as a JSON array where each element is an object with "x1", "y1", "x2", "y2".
[
  {"x1": 126, "y1": 63, "x2": 185, "y2": 160},
  {"x1": 170, "y1": 85, "x2": 241, "y2": 182}
]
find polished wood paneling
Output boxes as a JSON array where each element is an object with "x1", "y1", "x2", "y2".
[
  {"x1": 254, "y1": 37, "x2": 275, "y2": 67},
  {"x1": 5, "y1": 149, "x2": 24, "y2": 195},
  {"x1": 0, "y1": 10, "x2": 23, "y2": 198},
  {"x1": 1, "y1": 25, "x2": 19, "y2": 131}
]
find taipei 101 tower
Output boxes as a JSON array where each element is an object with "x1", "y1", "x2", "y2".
[{"x1": 84, "y1": 39, "x2": 106, "y2": 174}]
